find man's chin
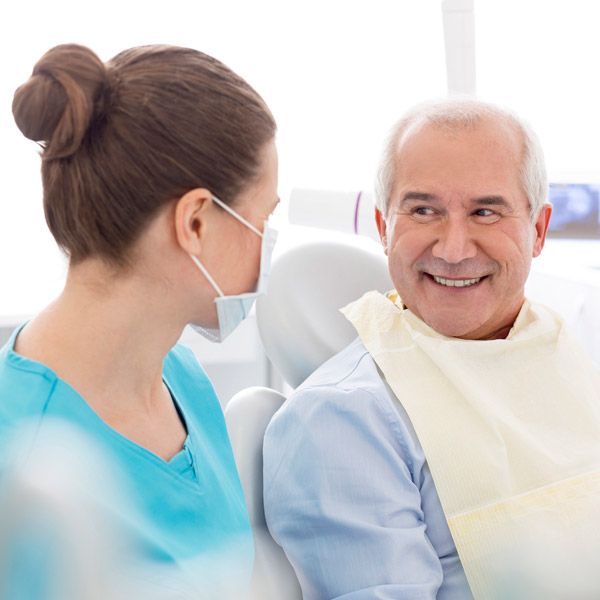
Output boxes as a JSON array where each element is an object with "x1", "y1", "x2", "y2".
[
  {"x1": 420, "y1": 313, "x2": 512, "y2": 341},
  {"x1": 431, "y1": 323, "x2": 479, "y2": 340},
  {"x1": 410, "y1": 306, "x2": 487, "y2": 340}
]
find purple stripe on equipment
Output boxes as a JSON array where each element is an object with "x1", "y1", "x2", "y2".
[{"x1": 354, "y1": 191, "x2": 362, "y2": 234}]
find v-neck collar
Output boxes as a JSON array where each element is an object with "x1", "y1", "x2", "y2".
[{"x1": 5, "y1": 322, "x2": 198, "y2": 484}]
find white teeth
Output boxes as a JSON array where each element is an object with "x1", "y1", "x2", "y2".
[{"x1": 432, "y1": 275, "x2": 482, "y2": 287}]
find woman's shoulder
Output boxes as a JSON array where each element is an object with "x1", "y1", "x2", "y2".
[
  {"x1": 0, "y1": 329, "x2": 59, "y2": 440},
  {"x1": 0, "y1": 326, "x2": 56, "y2": 400}
]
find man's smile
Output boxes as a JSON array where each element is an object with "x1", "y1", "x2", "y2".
[{"x1": 430, "y1": 274, "x2": 484, "y2": 288}]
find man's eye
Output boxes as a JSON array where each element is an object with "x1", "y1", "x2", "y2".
[
  {"x1": 475, "y1": 208, "x2": 495, "y2": 217},
  {"x1": 414, "y1": 207, "x2": 434, "y2": 216}
]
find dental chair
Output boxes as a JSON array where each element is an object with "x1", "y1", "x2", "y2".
[{"x1": 224, "y1": 236, "x2": 393, "y2": 600}]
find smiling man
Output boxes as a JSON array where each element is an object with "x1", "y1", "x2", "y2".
[
  {"x1": 377, "y1": 110, "x2": 550, "y2": 342},
  {"x1": 263, "y1": 98, "x2": 600, "y2": 600}
]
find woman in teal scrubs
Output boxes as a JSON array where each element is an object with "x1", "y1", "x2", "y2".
[{"x1": 0, "y1": 43, "x2": 278, "y2": 598}]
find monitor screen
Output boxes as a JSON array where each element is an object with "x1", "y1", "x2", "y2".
[{"x1": 547, "y1": 183, "x2": 600, "y2": 238}]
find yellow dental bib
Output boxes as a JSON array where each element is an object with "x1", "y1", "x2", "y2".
[{"x1": 342, "y1": 291, "x2": 600, "y2": 599}]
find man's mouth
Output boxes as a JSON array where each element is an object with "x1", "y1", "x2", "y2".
[{"x1": 431, "y1": 275, "x2": 483, "y2": 288}]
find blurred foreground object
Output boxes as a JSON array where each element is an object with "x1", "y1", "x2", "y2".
[{"x1": 0, "y1": 421, "x2": 133, "y2": 600}]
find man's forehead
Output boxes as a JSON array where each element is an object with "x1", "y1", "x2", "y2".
[
  {"x1": 388, "y1": 116, "x2": 529, "y2": 213},
  {"x1": 392, "y1": 116, "x2": 525, "y2": 183},
  {"x1": 395, "y1": 114, "x2": 524, "y2": 157}
]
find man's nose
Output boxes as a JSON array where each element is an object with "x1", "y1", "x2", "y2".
[{"x1": 431, "y1": 218, "x2": 477, "y2": 264}]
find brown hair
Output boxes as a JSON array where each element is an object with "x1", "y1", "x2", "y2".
[{"x1": 12, "y1": 43, "x2": 277, "y2": 266}]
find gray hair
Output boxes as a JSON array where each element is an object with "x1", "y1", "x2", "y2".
[{"x1": 374, "y1": 97, "x2": 548, "y2": 221}]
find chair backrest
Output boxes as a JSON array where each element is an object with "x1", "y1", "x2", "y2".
[
  {"x1": 257, "y1": 237, "x2": 393, "y2": 387},
  {"x1": 224, "y1": 387, "x2": 301, "y2": 600},
  {"x1": 225, "y1": 236, "x2": 393, "y2": 599}
]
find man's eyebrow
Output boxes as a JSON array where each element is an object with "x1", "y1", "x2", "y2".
[
  {"x1": 398, "y1": 193, "x2": 512, "y2": 209},
  {"x1": 473, "y1": 195, "x2": 510, "y2": 207},
  {"x1": 400, "y1": 192, "x2": 437, "y2": 203}
]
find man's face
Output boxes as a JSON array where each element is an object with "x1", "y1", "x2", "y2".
[{"x1": 377, "y1": 117, "x2": 552, "y2": 340}]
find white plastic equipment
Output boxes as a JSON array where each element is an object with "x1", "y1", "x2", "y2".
[
  {"x1": 288, "y1": 188, "x2": 380, "y2": 245},
  {"x1": 225, "y1": 237, "x2": 393, "y2": 600},
  {"x1": 442, "y1": 0, "x2": 476, "y2": 95}
]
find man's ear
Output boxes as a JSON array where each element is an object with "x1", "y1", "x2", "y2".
[
  {"x1": 532, "y1": 203, "x2": 553, "y2": 257},
  {"x1": 174, "y1": 188, "x2": 214, "y2": 255},
  {"x1": 375, "y1": 207, "x2": 388, "y2": 255}
]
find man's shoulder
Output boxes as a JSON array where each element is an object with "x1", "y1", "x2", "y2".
[
  {"x1": 296, "y1": 336, "x2": 384, "y2": 397},
  {"x1": 264, "y1": 336, "x2": 427, "y2": 490},
  {"x1": 267, "y1": 337, "x2": 394, "y2": 432}
]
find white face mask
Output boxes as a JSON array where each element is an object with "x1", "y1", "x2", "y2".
[{"x1": 188, "y1": 195, "x2": 278, "y2": 343}]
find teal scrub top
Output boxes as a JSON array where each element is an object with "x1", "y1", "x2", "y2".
[{"x1": 0, "y1": 324, "x2": 253, "y2": 599}]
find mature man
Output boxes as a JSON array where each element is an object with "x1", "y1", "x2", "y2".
[{"x1": 263, "y1": 98, "x2": 600, "y2": 600}]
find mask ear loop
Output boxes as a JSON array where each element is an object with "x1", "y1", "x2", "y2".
[
  {"x1": 188, "y1": 194, "x2": 266, "y2": 298},
  {"x1": 212, "y1": 195, "x2": 264, "y2": 238},
  {"x1": 188, "y1": 254, "x2": 225, "y2": 298}
]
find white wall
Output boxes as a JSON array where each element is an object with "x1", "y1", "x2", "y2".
[
  {"x1": 1, "y1": 1, "x2": 600, "y2": 401},
  {"x1": 0, "y1": 1, "x2": 447, "y2": 320},
  {"x1": 0, "y1": 1, "x2": 446, "y2": 403}
]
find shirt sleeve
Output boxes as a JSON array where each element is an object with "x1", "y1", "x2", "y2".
[{"x1": 263, "y1": 382, "x2": 444, "y2": 600}]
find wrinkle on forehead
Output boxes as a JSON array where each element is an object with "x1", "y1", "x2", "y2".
[
  {"x1": 398, "y1": 114, "x2": 523, "y2": 155},
  {"x1": 391, "y1": 116, "x2": 526, "y2": 202}
]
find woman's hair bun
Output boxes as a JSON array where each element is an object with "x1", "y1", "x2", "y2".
[{"x1": 12, "y1": 44, "x2": 108, "y2": 159}]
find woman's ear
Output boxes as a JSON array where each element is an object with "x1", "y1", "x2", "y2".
[{"x1": 174, "y1": 188, "x2": 214, "y2": 254}]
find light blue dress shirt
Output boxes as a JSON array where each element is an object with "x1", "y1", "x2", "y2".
[
  {"x1": 0, "y1": 324, "x2": 253, "y2": 599},
  {"x1": 263, "y1": 337, "x2": 473, "y2": 600}
]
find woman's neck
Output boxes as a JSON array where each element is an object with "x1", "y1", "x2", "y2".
[{"x1": 15, "y1": 259, "x2": 185, "y2": 423}]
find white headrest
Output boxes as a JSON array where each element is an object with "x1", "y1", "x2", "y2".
[{"x1": 256, "y1": 238, "x2": 393, "y2": 388}]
